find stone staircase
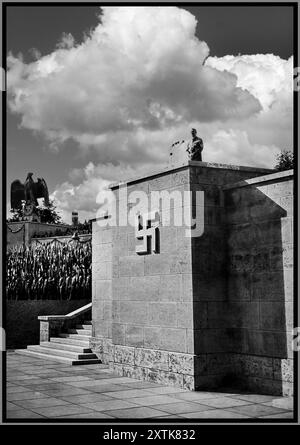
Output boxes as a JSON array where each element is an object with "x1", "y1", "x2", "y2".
[{"x1": 15, "y1": 320, "x2": 101, "y2": 365}]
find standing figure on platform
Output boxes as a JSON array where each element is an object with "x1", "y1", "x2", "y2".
[{"x1": 186, "y1": 128, "x2": 204, "y2": 161}]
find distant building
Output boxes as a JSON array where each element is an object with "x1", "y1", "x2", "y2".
[{"x1": 72, "y1": 211, "x2": 79, "y2": 226}]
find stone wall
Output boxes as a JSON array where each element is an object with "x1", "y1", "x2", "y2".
[
  {"x1": 6, "y1": 299, "x2": 90, "y2": 349},
  {"x1": 90, "y1": 221, "x2": 113, "y2": 363},
  {"x1": 91, "y1": 161, "x2": 294, "y2": 393},
  {"x1": 7, "y1": 222, "x2": 70, "y2": 249},
  {"x1": 7, "y1": 222, "x2": 25, "y2": 248},
  {"x1": 31, "y1": 233, "x2": 91, "y2": 246},
  {"x1": 222, "y1": 169, "x2": 293, "y2": 395},
  {"x1": 91, "y1": 169, "x2": 196, "y2": 388},
  {"x1": 187, "y1": 164, "x2": 277, "y2": 390},
  {"x1": 111, "y1": 169, "x2": 195, "y2": 388}
]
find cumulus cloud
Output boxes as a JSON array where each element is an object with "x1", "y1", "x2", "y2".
[
  {"x1": 8, "y1": 7, "x2": 261, "y2": 151},
  {"x1": 7, "y1": 7, "x2": 293, "y2": 221},
  {"x1": 51, "y1": 161, "x2": 157, "y2": 223},
  {"x1": 205, "y1": 54, "x2": 293, "y2": 158},
  {"x1": 51, "y1": 163, "x2": 111, "y2": 223},
  {"x1": 207, "y1": 54, "x2": 293, "y2": 110}
]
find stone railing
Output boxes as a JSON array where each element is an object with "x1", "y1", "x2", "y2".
[{"x1": 38, "y1": 302, "x2": 92, "y2": 342}]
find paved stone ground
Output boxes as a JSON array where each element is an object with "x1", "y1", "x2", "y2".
[{"x1": 6, "y1": 352, "x2": 294, "y2": 420}]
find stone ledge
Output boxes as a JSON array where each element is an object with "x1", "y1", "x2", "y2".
[
  {"x1": 223, "y1": 169, "x2": 293, "y2": 191},
  {"x1": 109, "y1": 161, "x2": 274, "y2": 190}
]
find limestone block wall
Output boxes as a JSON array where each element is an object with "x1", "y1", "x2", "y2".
[
  {"x1": 90, "y1": 221, "x2": 113, "y2": 363},
  {"x1": 223, "y1": 169, "x2": 294, "y2": 395},
  {"x1": 25, "y1": 222, "x2": 70, "y2": 244},
  {"x1": 187, "y1": 164, "x2": 276, "y2": 389},
  {"x1": 31, "y1": 234, "x2": 91, "y2": 246},
  {"x1": 7, "y1": 222, "x2": 70, "y2": 249},
  {"x1": 109, "y1": 169, "x2": 196, "y2": 389},
  {"x1": 90, "y1": 162, "x2": 279, "y2": 391},
  {"x1": 7, "y1": 223, "x2": 25, "y2": 248}
]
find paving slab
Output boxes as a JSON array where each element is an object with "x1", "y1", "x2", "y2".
[
  {"x1": 7, "y1": 386, "x2": 33, "y2": 394},
  {"x1": 22, "y1": 382, "x2": 67, "y2": 391},
  {"x1": 128, "y1": 395, "x2": 183, "y2": 407},
  {"x1": 262, "y1": 397, "x2": 293, "y2": 410},
  {"x1": 8, "y1": 391, "x2": 51, "y2": 402},
  {"x1": 21, "y1": 379, "x2": 54, "y2": 387},
  {"x1": 14, "y1": 366, "x2": 53, "y2": 372},
  {"x1": 180, "y1": 409, "x2": 251, "y2": 419},
  {"x1": 99, "y1": 377, "x2": 141, "y2": 384},
  {"x1": 7, "y1": 402, "x2": 23, "y2": 411},
  {"x1": 233, "y1": 394, "x2": 278, "y2": 404},
  {"x1": 82, "y1": 399, "x2": 138, "y2": 412},
  {"x1": 29, "y1": 405, "x2": 96, "y2": 418},
  {"x1": 160, "y1": 404, "x2": 218, "y2": 414},
  {"x1": 7, "y1": 375, "x2": 42, "y2": 382},
  {"x1": 155, "y1": 415, "x2": 185, "y2": 419},
  {"x1": 71, "y1": 364, "x2": 108, "y2": 371},
  {"x1": 174, "y1": 392, "x2": 229, "y2": 402},
  {"x1": 147, "y1": 401, "x2": 214, "y2": 415},
  {"x1": 30, "y1": 371, "x2": 67, "y2": 378},
  {"x1": 60, "y1": 393, "x2": 114, "y2": 404},
  {"x1": 103, "y1": 406, "x2": 171, "y2": 419},
  {"x1": 7, "y1": 409, "x2": 46, "y2": 419},
  {"x1": 227, "y1": 404, "x2": 291, "y2": 418},
  {"x1": 76, "y1": 374, "x2": 114, "y2": 380},
  {"x1": 49, "y1": 376, "x2": 93, "y2": 383},
  {"x1": 64, "y1": 380, "x2": 124, "y2": 388},
  {"x1": 14, "y1": 397, "x2": 72, "y2": 409},
  {"x1": 121, "y1": 381, "x2": 166, "y2": 389},
  {"x1": 102, "y1": 389, "x2": 156, "y2": 399},
  {"x1": 42, "y1": 387, "x2": 96, "y2": 397},
  {"x1": 60, "y1": 412, "x2": 115, "y2": 419},
  {"x1": 259, "y1": 412, "x2": 294, "y2": 419},
  {"x1": 146, "y1": 387, "x2": 188, "y2": 395},
  {"x1": 197, "y1": 396, "x2": 254, "y2": 409},
  {"x1": 28, "y1": 368, "x2": 65, "y2": 375},
  {"x1": 85, "y1": 384, "x2": 134, "y2": 393}
]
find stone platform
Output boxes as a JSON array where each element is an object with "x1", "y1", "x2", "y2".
[{"x1": 90, "y1": 162, "x2": 294, "y2": 396}]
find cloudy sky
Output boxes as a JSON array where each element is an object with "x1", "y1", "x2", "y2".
[{"x1": 7, "y1": 5, "x2": 294, "y2": 223}]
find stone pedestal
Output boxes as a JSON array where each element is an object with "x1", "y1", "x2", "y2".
[{"x1": 91, "y1": 162, "x2": 293, "y2": 395}]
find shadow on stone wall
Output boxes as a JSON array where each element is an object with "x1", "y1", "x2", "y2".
[{"x1": 191, "y1": 179, "x2": 292, "y2": 395}]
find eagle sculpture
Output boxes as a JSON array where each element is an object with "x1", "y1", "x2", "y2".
[{"x1": 11, "y1": 173, "x2": 50, "y2": 211}]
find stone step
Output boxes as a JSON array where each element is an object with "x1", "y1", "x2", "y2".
[
  {"x1": 40, "y1": 341, "x2": 92, "y2": 353},
  {"x1": 59, "y1": 333, "x2": 92, "y2": 341},
  {"x1": 14, "y1": 349, "x2": 101, "y2": 365},
  {"x1": 76, "y1": 324, "x2": 92, "y2": 330},
  {"x1": 27, "y1": 345, "x2": 97, "y2": 360},
  {"x1": 83, "y1": 320, "x2": 92, "y2": 325},
  {"x1": 50, "y1": 337, "x2": 90, "y2": 347},
  {"x1": 68, "y1": 329, "x2": 91, "y2": 336}
]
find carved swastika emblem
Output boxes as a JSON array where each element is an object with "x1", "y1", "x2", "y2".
[{"x1": 135, "y1": 211, "x2": 159, "y2": 255}]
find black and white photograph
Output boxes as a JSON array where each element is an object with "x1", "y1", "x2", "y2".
[{"x1": 1, "y1": 0, "x2": 298, "y2": 429}]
